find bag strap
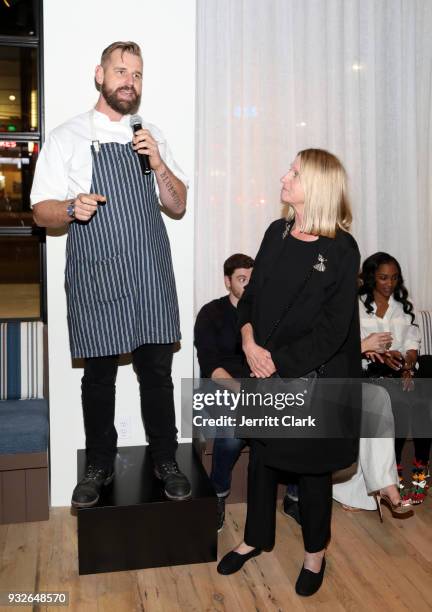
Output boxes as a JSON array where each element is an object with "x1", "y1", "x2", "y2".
[{"x1": 263, "y1": 233, "x2": 334, "y2": 347}]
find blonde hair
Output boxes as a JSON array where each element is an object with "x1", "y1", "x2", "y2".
[
  {"x1": 100, "y1": 41, "x2": 142, "y2": 67},
  {"x1": 285, "y1": 148, "x2": 352, "y2": 238}
]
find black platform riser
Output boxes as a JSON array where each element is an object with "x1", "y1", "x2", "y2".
[{"x1": 77, "y1": 445, "x2": 217, "y2": 575}]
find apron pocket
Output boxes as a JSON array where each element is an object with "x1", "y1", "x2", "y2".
[{"x1": 91, "y1": 254, "x2": 132, "y2": 304}]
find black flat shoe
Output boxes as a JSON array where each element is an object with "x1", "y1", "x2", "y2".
[
  {"x1": 295, "y1": 558, "x2": 326, "y2": 596},
  {"x1": 217, "y1": 548, "x2": 262, "y2": 575}
]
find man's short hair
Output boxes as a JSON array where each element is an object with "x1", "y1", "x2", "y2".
[
  {"x1": 100, "y1": 41, "x2": 142, "y2": 67},
  {"x1": 95, "y1": 41, "x2": 142, "y2": 92},
  {"x1": 223, "y1": 253, "x2": 254, "y2": 277}
]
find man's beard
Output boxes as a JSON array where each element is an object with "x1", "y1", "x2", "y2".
[{"x1": 101, "y1": 83, "x2": 141, "y2": 115}]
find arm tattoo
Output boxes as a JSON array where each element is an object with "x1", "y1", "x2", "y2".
[{"x1": 159, "y1": 169, "x2": 184, "y2": 211}]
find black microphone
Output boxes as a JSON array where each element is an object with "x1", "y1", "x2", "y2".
[{"x1": 130, "y1": 114, "x2": 151, "y2": 175}]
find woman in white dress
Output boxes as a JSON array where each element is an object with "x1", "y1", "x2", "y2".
[
  {"x1": 332, "y1": 251, "x2": 428, "y2": 516},
  {"x1": 358, "y1": 252, "x2": 429, "y2": 505},
  {"x1": 333, "y1": 343, "x2": 413, "y2": 518}
]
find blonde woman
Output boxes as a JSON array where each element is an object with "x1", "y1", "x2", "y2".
[{"x1": 217, "y1": 149, "x2": 361, "y2": 597}]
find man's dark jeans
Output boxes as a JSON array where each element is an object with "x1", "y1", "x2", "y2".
[
  {"x1": 81, "y1": 343, "x2": 178, "y2": 470},
  {"x1": 210, "y1": 437, "x2": 247, "y2": 496}
]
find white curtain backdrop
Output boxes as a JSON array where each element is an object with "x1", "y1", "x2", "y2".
[{"x1": 195, "y1": 0, "x2": 432, "y2": 314}]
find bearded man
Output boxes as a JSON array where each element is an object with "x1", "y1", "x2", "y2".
[{"x1": 31, "y1": 41, "x2": 191, "y2": 507}]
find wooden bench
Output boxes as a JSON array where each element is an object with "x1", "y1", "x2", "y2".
[{"x1": 0, "y1": 321, "x2": 49, "y2": 524}]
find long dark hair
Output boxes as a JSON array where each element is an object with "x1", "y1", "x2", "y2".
[{"x1": 359, "y1": 252, "x2": 416, "y2": 324}]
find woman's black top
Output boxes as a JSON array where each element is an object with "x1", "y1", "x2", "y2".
[
  {"x1": 237, "y1": 219, "x2": 362, "y2": 473},
  {"x1": 254, "y1": 232, "x2": 322, "y2": 347}
]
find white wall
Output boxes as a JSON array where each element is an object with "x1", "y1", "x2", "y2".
[{"x1": 43, "y1": 0, "x2": 196, "y2": 505}]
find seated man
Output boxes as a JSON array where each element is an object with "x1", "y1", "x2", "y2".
[{"x1": 194, "y1": 253, "x2": 254, "y2": 531}]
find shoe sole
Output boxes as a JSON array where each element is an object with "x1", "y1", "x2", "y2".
[
  {"x1": 154, "y1": 469, "x2": 192, "y2": 501},
  {"x1": 164, "y1": 490, "x2": 192, "y2": 501},
  {"x1": 71, "y1": 474, "x2": 114, "y2": 508}
]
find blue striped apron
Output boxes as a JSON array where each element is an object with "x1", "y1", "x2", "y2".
[{"x1": 65, "y1": 115, "x2": 181, "y2": 358}]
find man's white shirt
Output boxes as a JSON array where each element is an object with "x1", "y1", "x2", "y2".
[{"x1": 30, "y1": 109, "x2": 188, "y2": 206}]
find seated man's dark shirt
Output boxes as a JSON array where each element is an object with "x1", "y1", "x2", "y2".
[{"x1": 194, "y1": 295, "x2": 245, "y2": 378}]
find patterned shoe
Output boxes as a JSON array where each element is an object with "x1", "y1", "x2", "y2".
[
  {"x1": 154, "y1": 460, "x2": 192, "y2": 501},
  {"x1": 410, "y1": 460, "x2": 428, "y2": 505},
  {"x1": 397, "y1": 464, "x2": 412, "y2": 506},
  {"x1": 71, "y1": 465, "x2": 114, "y2": 508}
]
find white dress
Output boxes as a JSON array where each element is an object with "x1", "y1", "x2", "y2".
[
  {"x1": 332, "y1": 296, "x2": 421, "y2": 510},
  {"x1": 333, "y1": 383, "x2": 398, "y2": 509}
]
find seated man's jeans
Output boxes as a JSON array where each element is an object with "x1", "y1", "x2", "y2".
[
  {"x1": 210, "y1": 437, "x2": 247, "y2": 496},
  {"x1": 210, "y1": 437, "x2": 300, "y2": 500}
]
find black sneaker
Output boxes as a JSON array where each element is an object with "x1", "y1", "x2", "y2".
[
  {"x1": 154, "y1": 460, "x2": 192, "y2": 501},
  {"x1": 71, "y1": 465, "x2": 114, "y2": 508},
  {"x1": 286, "y1": 483, "x2": 299, "y2": 502},
  {"x1": 217, "y1": 496, "x2": 226, "y2": 532},
  {"x1": 282, "y1": 494, "x2": 301, "y2": 525}
]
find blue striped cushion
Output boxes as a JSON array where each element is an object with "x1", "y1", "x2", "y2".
[
  {"x1": 418, "y1": 311, "x2": 432, "y2": 356},
  {"x1": 0, "y1": 321, "x2": 44, "y2": 400}
]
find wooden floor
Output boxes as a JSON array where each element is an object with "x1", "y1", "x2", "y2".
[{"x1": 0, "y1": 498, "x2": 431, "y2": 612}]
